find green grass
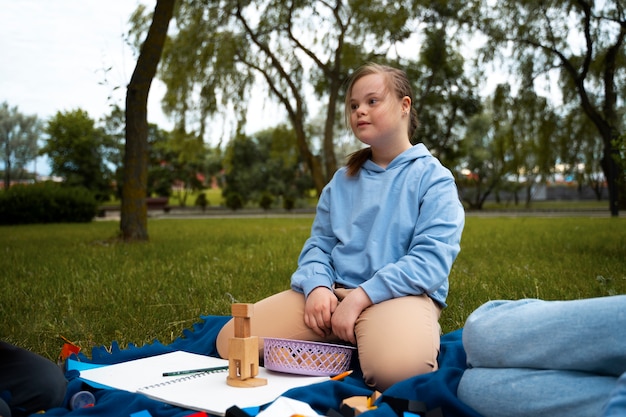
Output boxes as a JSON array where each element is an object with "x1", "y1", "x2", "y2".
[{"x1": 1, "y1": 216, "x2": 625, "y2": 360}]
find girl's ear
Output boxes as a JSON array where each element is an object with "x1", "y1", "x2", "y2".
[{"x1": 401, "y1": 96, "x2": 411, "y2": 113}]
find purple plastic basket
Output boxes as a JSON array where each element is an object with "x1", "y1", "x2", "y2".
[{"x1": 263, "y1": 337, "x2": 356, "y2": 376}]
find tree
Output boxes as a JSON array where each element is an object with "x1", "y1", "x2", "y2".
[
  {"x1": 159, "y1": 129, "x2": 209, "y2": 206},
  {"x1": 477, "y1": 0, "x2": 626, "y2": 215},
  {"x1": 0, "y1": 102, "x2": 41, "y2": 189},
  {"x1": 222, "y1": 134, "x2": 264, "y2": 207},
  {"x1": 221, "y1": 125, "x2": 313, "y2": 208},
  {"x1": 459, "y1": 111, "x2": 504, "y2": 210},
  {"x1": 100, "y1": 105, "x2": 127, "y2": 198},
  {"x1": 257, "y1": 124, "x2": 313, "y2": 203},
  {"x1": 41, "y1": 109, "x2": 113, "y2": 201},
  {"x1": 157, "y1": 0, "x2": 477, "y2": 195},
  {"x1": 100, "y1": 105, "x2": 186, "y2": 201},
  {"x1": 146, "y1": 124, "x2": 176, "y2": 198},
  {"x1": 556, "y1": 104, "x2": 605, "y2": 199},
  {"x1": 460, "y1": 82, "x2": 564, "y2": 209},
  {"x1": 410, "y1": 26, "x2": 482, "y2": 168},
  {"x1": 121, "y1": 0, "x2": 176, "y2": 241},
  {"x1": 509, "y1": 90, "x2": 559, "y2": 207}
]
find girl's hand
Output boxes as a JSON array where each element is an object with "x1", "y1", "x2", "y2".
[
  {"x1": 331, "y1": 287, "x2": 373, "y2": 344},
  {"x1": 304, "y1": 287, "x2": 338, "y2": 337}
]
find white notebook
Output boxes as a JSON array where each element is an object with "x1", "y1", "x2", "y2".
[{"x1": 78, "y1": 351, "x2": 328, "y2": 416}]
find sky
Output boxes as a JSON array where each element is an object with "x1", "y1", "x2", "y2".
[
  {"x1": 0, "y1": 1, "x2": 499, "y2": 138},
  {"x1": 1, "y1": 0, "x2": 169, "y2": 128},
  {"x1": 1, "y1": 1, "x2": 286, "y2": 175}
]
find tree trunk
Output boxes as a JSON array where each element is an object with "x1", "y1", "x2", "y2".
[
  {"x1": 121, "y1": 0, "x2": 175, "y2": 241},
  {"x1": 3, "y1": 151, "x2": 10, "y2": 190},
  {"x1": 601, "y1": 141, "x2": 621, "y2": 216},
  {"x1": 293, "y1": 122, "x2": 325, "y2": 196},
  {"x1": 322, "y1": 73, "x2": 340, "y2": 183}
]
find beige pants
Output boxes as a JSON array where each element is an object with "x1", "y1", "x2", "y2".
[{"x1": 216, "y1": 289, "x2": 441, "y2": 391}]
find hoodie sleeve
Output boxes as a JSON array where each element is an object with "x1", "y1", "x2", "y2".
[{"x1": 290, "y1": 184, "x2": 338, "y2": 296}]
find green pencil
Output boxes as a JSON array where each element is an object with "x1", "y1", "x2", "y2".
[{"x1": 162, "y1": 365, "x2": 229, "y2": 377}]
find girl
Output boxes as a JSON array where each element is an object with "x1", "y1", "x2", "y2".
[{"x1": 216, "y1": 63, "x2": 465, "y2": 391}]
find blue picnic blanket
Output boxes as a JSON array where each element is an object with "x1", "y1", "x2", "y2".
[{"x1": 42, "y1": 316, "x2": 481, "y2": 417}]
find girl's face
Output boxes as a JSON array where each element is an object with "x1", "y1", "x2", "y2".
[{"x1": 349, "y1": 73, "x2": 409, "y2": 148}]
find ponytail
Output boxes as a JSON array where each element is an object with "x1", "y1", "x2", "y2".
[{"x1": 346, "y1": 148, "x2": 372, "y2": 177}]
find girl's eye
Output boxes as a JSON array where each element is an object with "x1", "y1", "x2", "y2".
[
  {"x1": 369, "y1": 99, "x2": 378, "y2": 105},
  {"x1": 350, "y1": 104, "x2": 358, "y2": 110}
]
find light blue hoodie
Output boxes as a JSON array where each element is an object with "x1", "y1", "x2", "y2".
[{"x1": 291, "y1": 144, "x2": 465, "y2": 307}]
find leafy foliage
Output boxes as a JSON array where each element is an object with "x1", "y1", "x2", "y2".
[
  {"x1": 222, "y1": 125, "x2": 313, "y2": 208},
  {"x1": 224, "y1": 191, "x2": 244, "y2": 210},
  {"x1": 194, "y1": 192, "x2": 209, "y2": 210},
  {"x1": 0, "y1": 182, "x2": 97, "y2": 224},
  {"x1": 150, "y1": 0, "x2": 478, "y2": 193},
  {"x1": 0, "y1": 101, "x2": 42, "y2": 189},
  {"x1": 476, "y1": 0, "x2": 626, "y2": 213},
  {"x1": 41, "y1": 109, "x2": 115, "y2": 202},
  {"x1": 410, "y1": 27, "x2": 482, "y2": 167}
]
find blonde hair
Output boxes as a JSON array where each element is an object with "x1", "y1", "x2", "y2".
[{"x1": 344, "y1": 63, "x2": 419, "y2": 176}]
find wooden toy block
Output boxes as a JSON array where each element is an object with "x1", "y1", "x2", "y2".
[
  {"x1": 228, "y1": 337, "x2": 259, "y2": 380},
  {"x1": 231, "y1": 303, "x2": 253, "y2": 338},
  {"x1": 226, "y1": 303, "x2": 267, "y2": 388},
  {"x1": 231, "y1": 303, "x2": 254, "y2": 319}
]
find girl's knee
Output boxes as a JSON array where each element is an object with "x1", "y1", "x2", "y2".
[
  {"x1": 360, "y1": 349, "x2": 437, "y2": 391},
  {"x1": 216, "y1": 319, "x2": 234, "y2": 359}
]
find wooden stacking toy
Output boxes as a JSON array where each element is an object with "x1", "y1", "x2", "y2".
[{"x1": 226, "y1": 303, "x2": 267, "y2": 387}]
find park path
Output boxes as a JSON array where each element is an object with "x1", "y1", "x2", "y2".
[{"x1": 96, "y1": 207, "x2": 615, "y2": 221}]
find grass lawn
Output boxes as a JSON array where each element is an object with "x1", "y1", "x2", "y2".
[{"x1": 1, "y1": 215, "x2": 625, "y2": 360}]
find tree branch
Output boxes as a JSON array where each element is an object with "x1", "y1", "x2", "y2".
[{"x1": 234, "y1": 2, "x2": 303, "y2": 121}]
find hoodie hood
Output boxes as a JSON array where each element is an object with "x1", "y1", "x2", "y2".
[{"x1": 360, "y1": 143, "x2": 431, "y2": 173}]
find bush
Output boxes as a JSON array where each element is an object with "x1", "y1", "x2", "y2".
[
  {"x1": 0, "y1": 182, "x2": 98, "y2": 225},
  {"x1": 224, "y1": 192, "x2": 244, "y2": 210},
  {"x1": 283, "y1": 195, "x2": 296, "y2": 211},
  {"x1": 195, "y1": 193, "x2": 209, "y2": 211},
  {"x1": 259, "y1": 192, "x2": 274, "y2": 210}
]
